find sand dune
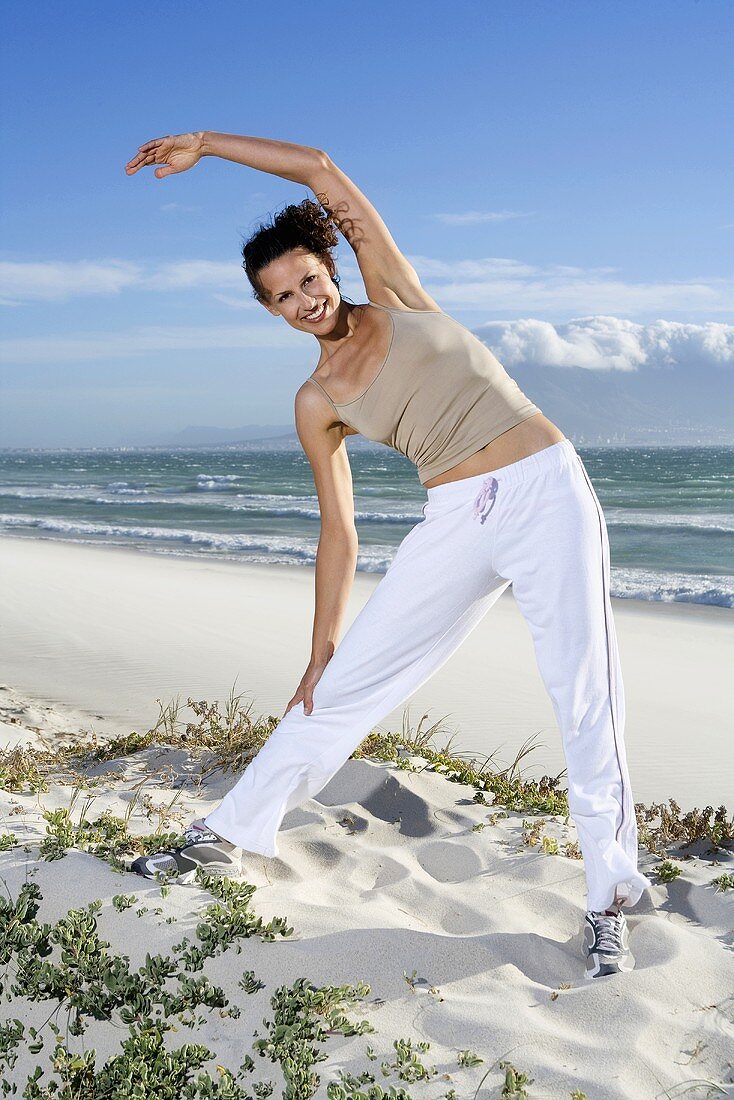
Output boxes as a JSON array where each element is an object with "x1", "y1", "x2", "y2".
[{"x1": 1, "y1": 725, "x2": 732, "y2": 1097}]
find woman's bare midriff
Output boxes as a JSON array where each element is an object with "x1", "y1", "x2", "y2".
[{"x1": 421, "y1": 412, "x2": 567, "y2": 488}]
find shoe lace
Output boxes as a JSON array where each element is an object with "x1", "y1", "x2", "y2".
[
  {"x1": 590, "y1": 911, "x2": 624, "y2": 954},
  {"x1": 184, "y1": 824, "x2": 220, "y2": 846}
]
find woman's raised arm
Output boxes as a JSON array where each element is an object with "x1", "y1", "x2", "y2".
[
  {"x1": 125, "y1": 130, "x2": 436, "y2": 307},
  {"x1": 125, "y1": 130, "x2": 323, "y2": 183}
]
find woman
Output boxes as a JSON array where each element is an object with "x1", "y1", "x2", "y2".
[{"x1": 124, "y1": 130, "x2": 651, "y2": 979}]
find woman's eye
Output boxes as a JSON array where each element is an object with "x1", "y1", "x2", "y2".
[
  {"x1": 281, "y1": 277, "x2": 316, "y2": 303},
  {"x1": 280, "y1": 276, "x2": 315, "y2": 302}
]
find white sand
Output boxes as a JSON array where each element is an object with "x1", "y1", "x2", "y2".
[
  {"x1": 0, "y1": 534, "x2": 731, "y2": 807},
  {"x1": 1, "y1": 534, "x2": 733, "y2": 1096},
  {"x1": 2, "y1": 743, "x2": 733, "y2": 1095}
]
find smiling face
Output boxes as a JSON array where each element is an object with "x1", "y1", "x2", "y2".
[{"x1": 258, "y1": 247, "x2": 342, "y2": 332}]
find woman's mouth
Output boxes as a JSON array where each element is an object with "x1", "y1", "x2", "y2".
[{"x1": 303, "y1": 302, "x2": 327, "y2": 323}]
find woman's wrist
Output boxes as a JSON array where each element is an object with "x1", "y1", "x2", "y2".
[{"x1": 310, "y1": 641, "x2": 335, "y2": 667}]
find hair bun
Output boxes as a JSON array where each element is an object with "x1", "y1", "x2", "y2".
[{"x1": 242, "y1": 196, "x2": 340, "y2": 302}]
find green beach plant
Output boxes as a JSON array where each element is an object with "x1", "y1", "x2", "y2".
[
  {"x1": 161, "y1": 692, "x2": 734, "y2": 875},
  {"x1": 2, "y1": 683, "x2": 732, "y2": 880},
  {"x1": 0, "y1": 872, "x2": 491, "y2": 1099},
  {"x1": 655, "y1": 859, "x2": 684, "y2": 883},
  {"x1": 2, "y1": 683, "x2": 733, "y2": 1096}
]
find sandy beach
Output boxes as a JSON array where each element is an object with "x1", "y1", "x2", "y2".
[
  {"x1": 1, "y1": 534, "x2": 732, "y2": 1097},
  {"x1": 0, "y1": 535, "x2": 731, "y2": 807}
]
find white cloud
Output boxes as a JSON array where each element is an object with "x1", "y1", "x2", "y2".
[
  {"x1": 0, "y1": 261, "x2": 142, "y2": 304},
  {"x1": 0, "y1": 259, "x2": 246, "y2": 305},
  {"x1": 210, "y1": 293, "x2": 262, "y2": 310},
  {"x1": 143, "y1": 261, "x2": 244, "y2": 290},
  {"x1": 0, "y1": 323, "x2": 303, "y2": 365},
  {"x1": 404, "y1": 254, "x2": 734, "y2": 316},
  {"x1": 3, "y1": 315, "x2": 731, "y2": 373},
  {"x1": 432, "y1": 210, "x2": 531, "y2": 225},
  {"x1": 411, "y1": 256, "x2": 543, "y2": 278},
  {"x1": 2, "y1": 255, "x2": 734, "y2": 320},
  {"x1": 475, "y1": 316, "x2": 734, "y2": 372},
  {"x1": 412, "y1": 256, "x2": 620, "y2": 280}
]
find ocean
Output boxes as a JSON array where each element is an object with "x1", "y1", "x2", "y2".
[{"x1": 0, "y1": 443, "x2": 732, "y2": 608}]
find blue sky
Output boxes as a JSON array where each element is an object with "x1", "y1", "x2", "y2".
[{"x1": 1, "y1": 0, "x2": 732, "y2": 446}]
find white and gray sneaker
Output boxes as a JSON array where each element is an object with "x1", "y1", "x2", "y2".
[
  {"x1": 128, "y1": 819, "x2": 242, "y2": 884},
  {"x1": 583, "y1": 903, "x2": 635, "y2": 979}
]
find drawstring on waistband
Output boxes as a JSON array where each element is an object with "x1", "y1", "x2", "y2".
[{"x1": 473, "y1": 475, "x2": 499, "y2": 523}]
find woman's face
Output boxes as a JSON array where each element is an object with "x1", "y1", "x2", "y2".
[{"x1": 258, "y1": 247, "x2": 340, "y2": 332}]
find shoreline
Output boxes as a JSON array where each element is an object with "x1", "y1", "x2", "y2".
[
  {"x1": 2, "y1": 530, "x2": 730, "y2": 619},
  {"x1": 0, "y1": 533, "x2": 731, "y2": 809}
]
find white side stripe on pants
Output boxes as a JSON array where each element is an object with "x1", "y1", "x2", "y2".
[{"x1": 573, "y1": 453, "x2": 626, "y2": 847}]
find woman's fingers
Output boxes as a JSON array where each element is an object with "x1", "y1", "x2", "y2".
[
  {"x1": 124, "y1": 137, "x2": 168, "y2": 174},
  {"x1": 282, "y1": 692, "x2": 301, "y2": 718},
  {"x1": 126, "y1": 149, "x2": 200, "y2": 178},
  {"x1": 126, "y1": 158, "x2": 151, "y2": 174},
  {"x1": 137, "y1": 137, "x2": 165, "y2": 153},
  {"x1": 125, "y1": 150, "x2": 159, "y2": 174},
  {"x1": 282, "y1": 683, "x2": 316, "y2": 718}
]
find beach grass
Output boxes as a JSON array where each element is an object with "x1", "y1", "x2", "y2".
[
  {"x1": 1, "y1": 683, "x2": 732, "y2": 1097},
  {"x1": 1, "y1": 683, "x2": 731, "y2": 864}
]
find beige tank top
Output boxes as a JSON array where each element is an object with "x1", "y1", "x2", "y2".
[{"x1": 306, "y1": 300, "x2": 541, "y2": 485}]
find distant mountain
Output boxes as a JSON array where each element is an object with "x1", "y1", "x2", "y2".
[
  {"x1": 164, "y1": 424, "x2": 295, "y2": 446},
  {"x1": 509, "y1": 359, "x2": 733, "y2": 445},
  {"x1": 123, "y1": 424, "x2": 379, "y2": 449},
  {"x1": 123, "y1": 361, "x2": 733, "y2": 449},
  {"x1": 118, "y1": 424, "x2": 298, "y2": 448}
]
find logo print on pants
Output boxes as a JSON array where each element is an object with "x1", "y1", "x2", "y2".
[{"x1": 473, "y1": 476, "x2": 499, "y2": 523}]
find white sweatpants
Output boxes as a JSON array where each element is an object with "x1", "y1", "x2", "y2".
[{"x1": 205, "y1": 438, "x2": 652, "y2": 912}]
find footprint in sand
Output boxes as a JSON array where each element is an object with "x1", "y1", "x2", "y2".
[
  {"x1": 351, "y1": 855, "x2": 410, "y2": 893},
  {"x1": 438, "y1": 903, "x2": 490, "y2": 935},
  {"x1": 417, "y1": 840, "x2": 484, "y2": 883}
]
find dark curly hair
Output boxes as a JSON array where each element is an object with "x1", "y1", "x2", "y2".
[{"x1": 241, "y1": 194, "x2": 346, "y2": 304}]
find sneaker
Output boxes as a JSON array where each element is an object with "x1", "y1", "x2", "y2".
[
  {"x1": 127, "y1": 819, "x2": 242, "y2": 884},
  {"x1": 583, "y1": 902, "x2": 635, "y2": 979}
]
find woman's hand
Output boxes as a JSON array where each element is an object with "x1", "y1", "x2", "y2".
[
  {"x1": 125, "y1": 131, "x2": 205, "y2": 179},
  {"x1": 282, "y1": 652, "x2": 333, "y2": 719}
]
